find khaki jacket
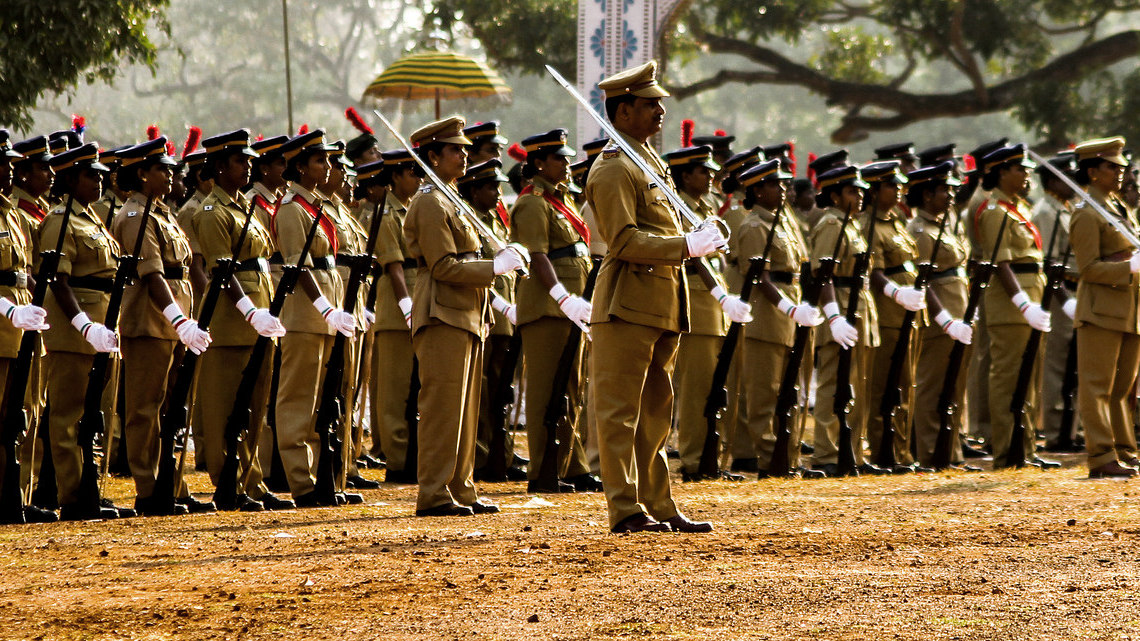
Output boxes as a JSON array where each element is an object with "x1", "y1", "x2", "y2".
[
  {"x1": 511, "y1": 175, "x2": 589, "y2": 327},
  {"x1": 403, "y1": 183, "x2": 495, "y2": 338},
  {"x1": 909, "y1": 208, "x2": 969, "y2": 334},
  {"x1": 326, "y1": 192, "x2": 370, "y2": 329},
  {"x1": 477, "y1": 203, "x2": 515, "y2": 337},
  {"x1": 177, "y1": 190, "x2": 208, "y2": 255},
  {"x1": 977, "y1": 189, "x2": 1045, "y2": 327},
  {"x1": 194, "y1": 186, "x2": 275, "y2": 347},
  {"x1": 40, "y1": 199, "x2": 120, "y2": 355},
  {"x1": 1071, "y1": 185, "x2": 1139, "y2": 334},
  {"x1": 374, "y1": 191, "x2": 418, "y2": 333},
  {"x1": 112, "y1": 193, "x2": 193, "y2": 340},
  {"x1": 274, "y1": 183, "x2": 343, "y2": 336},
  {"x1": 868, "y1": 207, "x2": 923, "y2": 329},
  {"x1": 1032, "y1": 193, "x2": 1078, "y2": 280},
  {"x1": 11, "y1": 186, "x2": 47, "y2": 257},
  {"x1": 245, "y1": 182, "x2": 281, "y2": 253},
  {"x1": 810, "y1": 207, "x2": 879, "y2": 347},
  {"x1": 734, "y1": 205, "x2": 808, "y2": 346},
  {"x1": 680, "y1": 191, "x2": 727, "y2": 337},
  {"x1": 584, "y1": 132, "x2": 689, "y2": 333},
  {"x1": 0, "y1": 195, "x2": 32, "y2": 357}
]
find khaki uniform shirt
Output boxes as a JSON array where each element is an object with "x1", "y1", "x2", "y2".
[
  {"x1": 274, "y1": 183, "x2": 343, "y2": 336},
  {"x1": 868, "y1": 206, "x2": 924, "y2": 329},
  {"x1": 245, "y1": 182, "x2": 280, "y2": 252},
  {"x1": 0, "y1": 195, "x2": 33, "y2": 357},
  {"x1": 477, "y1": 203, "x2": 515, "y2": 337},
  {"x1": 977, "y1": 188, "x2": 1046, "y2": 327},
  {"x1": 810, "y1": 207, "x2": 879, "y2": 347},
  {"x1": 374, "y1": 191, "x2": 418, "y2": 333},
  {"x1": 1071, "y1": 185, "x2": 1139, "y2": 334},
  {"x1": 177, "y1": 189, "x2": 208, "y2": 255},
  {"x1": 40, "y1": 199, "x2": 121, "y2": 355},
  {"x1": 112, "y1": 193, "x2": 193, "y2": 340},
  {"x1": 580, "y1": 201, "x2": 608, "y2": 258},
  {"x1": 11, "y1": 186, "x2": 47, "y2": 257},
  {"x1": 679, "y1": 191, "x2": 727, "y2": 337},
  {"x1": 326, "y1": 192, "x2": 370, "y2": 329},
  {"x1": 90, "y1": 191, "x2": 122, "y2": 228},
  {"x1": 1032, "y1": 193, "x2": 1078, "y2": 279},
  {"x1": 584, "y1": 132, "x2": 690, "y2": 333},
  {"x1": 909, "y1": 208, "x2": 969, "y2": 334},
  {"x1": 720, "y1": 195, "x2": 746, "y2": 295},
  {"x1": 403, "y1": 183, "x2": 495, "y2": 338},
  {"x1": 194, "y1": 186, "x2": 275, "y2": 347},
  {"x1": 734, "y1": 205, "x2": 809, "y2": 346},
  {"x1": 511, "y1": 175, "x2": 589, "y2": 327}
]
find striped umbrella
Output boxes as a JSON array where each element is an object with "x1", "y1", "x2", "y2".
[{"x1": 363, "y1": 51, "x2": 512, "y2": 119}]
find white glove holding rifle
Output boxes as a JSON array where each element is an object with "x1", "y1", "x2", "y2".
[{"x1": 235, "y1": 295, "x2": 286, "y2": 338}]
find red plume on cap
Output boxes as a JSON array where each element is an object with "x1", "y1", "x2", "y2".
[
  {"x1": 256, "y1": 134, "x2": 265, "y2": 142},
  {"x1": 298, "y1": 124, "x2": 309, "y2": 135},
  {"x1": 787, "y1": 140, "x2": 796, "y2": 178},
  {"x1": 344, "y1": 107, "x2": 372, "y2": 135},
  {"x1": 807, "y1": 152, "x2": 819, "y2": 185},
  {"x1": 507, "y1": 142, "x2": 527, "y2": 162},
  {"x1": 681, "y1": 119, "x2": 694, "y2": 148},
  {"x1": 166, "y1": 141, "x2": 176, "y2": 157},
  {"x1": 714, "y1": 129, "x2": 727, "y2": 137},
  {"x1": 71, "y1": 114, "x2": 86, "y2": 135},
  {"x1": 181, "y1": 126, "x2": 202, "y2": 159},
  {"x1": 146, "y1": 125, "x2": 160, "y2": 141}
]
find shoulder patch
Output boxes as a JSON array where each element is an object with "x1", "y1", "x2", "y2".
[
  {"x1": 602, "y1": 149, "x2": 620, "y2": 159},
  {"x1": 203, "y1": 205, "x2": 213, "y2": 211},
  {"x1": 420, "y1": 184, "x2": 434, "y2": 194},
  {"x1": 280, "y1": 193, "x2": 295, "y2": 205},
  {"x1": 127, "y1": 211, "x2": 137, "y2": 217}
]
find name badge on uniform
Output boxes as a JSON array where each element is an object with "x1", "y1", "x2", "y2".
[{"x1": 127, "y1": 211, "x2": 137, "y2": 217}]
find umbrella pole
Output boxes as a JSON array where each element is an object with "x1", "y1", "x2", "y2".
[{"x1": 435, "y1": 88, "x2": 441, "y2": 119}]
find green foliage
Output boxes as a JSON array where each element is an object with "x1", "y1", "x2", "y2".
[
  {"x1": 810, "y1": 27, "x2": 892, "y2": 85},
  {"x1": 0, "y1": 0, "x2": 170, "y2": 129},
  {"x1": 430, "y1": 0, "x2": 578, "y2": 76}
]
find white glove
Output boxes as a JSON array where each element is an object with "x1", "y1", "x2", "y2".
[
  {"x1": 711, "y1": 285, "x2": 752, "y2": 323},
  {"x1": 71, "y1": 312, "x2": 118, "y2": 353},
  {"x1": 236, "y1": 296, "x2": 285, "y2": 338},
  {"x1": 1012, "y1": 291, "x2": 1051, "y2": 332},
  {"x1": 823, "y1": 302, "x2": 858, "y2": 349},
  {"x1": 777, "y1": 297, "x2": 823, "y2": 327},
  {"x1": 491, "y1": 293, "x2": 517, "y2": 325},
  {"x1": 398, "y1": 296, "x2": 413, "y2": 329},
  {"x1": 312, "y1": 295, "x2": 355, "y2": 337},
  {"x1": 685, "y1": 224, "x2": 727, "y2": 258},
  {"x1": 493, "y1": 246, "x2": 526, "y2": 275},
  {"x1": 0, "y1": 298, "x2": 48, "y2": 331},
  {"x1": 162, "y1": 303, "x2": 211, "y2": 355},
  {"x1": 883, "y1": 281, "x2": 927, "y2": 312},
  {"x1": 1062, "y1": 298, "x2": 1077, "y2": 320},
  {"x1": 935, "y1": 310, "x2": 973, "y2": 345},
  {"x1": 550, "y1": 283, "x2": 592, "y2": 335},
  {"x1": 1130, "y1": 251, "x2": 1140, "y2": 273},
  {"x1": 363, "y1": 309, "x2": 375, "y2": 329}
]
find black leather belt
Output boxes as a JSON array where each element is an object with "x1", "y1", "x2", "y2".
[
  {"x1": 68, "y1": 274, "x2": 114, "y2": 292},
  {"x1": 547, "y1": 242, "x2": 589, "y2": 261},
  {"x1": 768, "y1": 271, "x2": 798, "y2": 285},
  {"x1": 1063, "y1": 279, "x2": 1078, "y2": 292},
  {"x1": 336, "y1": 253, "x2": 356, "y2": 267},
  {"x1": 833, "y1": 275, "x2": 864, "y2": 288},
  {"x1": 930, "y1": 266, "x2": 965, "y2": 280},
  {"x1": 162, "y1": 265, "x2": 187, "y2": 280},
  {"x1": 1009, "y1": 263, "x2": 1041, "y2": 274},
  {"x1": 235, "y1": 257, "x2": 269, "y2": 273},
  {"x1": 269, "y1": 252, "x2": 284, "y2": 265},
  {"x1": 310, "y1": 256, "x2": 336, "y2": 270},
  {"x1": 0, "y1": 270, "x2": 29, "y2": 289},
  {"x1": 402, "y1": 258, "x2": 418, "y2": 269},
  {"x1": 884, "y1": 261, "x2": 915, "y2": 276}
]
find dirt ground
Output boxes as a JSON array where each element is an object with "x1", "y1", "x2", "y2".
[{"x1": 1, "y1": 450, "x2": 1138, "y2": 641}]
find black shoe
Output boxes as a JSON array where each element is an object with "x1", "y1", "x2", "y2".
[
  {"x1": 237, "y1": 493, "x2": 266, "y2": 512},
  {"x1": 59, "y1": 502, "x2": 118, "y2": 521},
  {"x1": 680, "y1": 470, "x2": 705, "y2": 482},
  {"x1": 797, "y1": 466, "x2": 826, "y2": 480},
  {"x1": 177, "y1": 496, "x2": 217, "y2": 514},
  {"x1": 134, "y1": 495, "x2": 184, "y2": 517},
  {"x1": 415, "y1": 502, "x2": 474, "y2": 517},
  {"x1": 756, "y1": 469, "x2": 769, "y2": 480},
  {"x1": 1031, "y1": 456, "x2": 1061, "y2": 470},
  {"x1": 505, "y1": 465, "x2": 528, "y2": 481},
  {"x1": 718, "y1": 470, "x2": 746, "y2": 481},
  {"x1": 611, "y1": 512, "x2": 671, "y2": 533},
  {"x1": 384, "y1": 468, "x2": 417, "y2": 484},
  {"x1": 888, "y1": 464, "x2": 915, "y2": 475},
  {"x1": 340, "y1": 491, "x2": 364, "y2": 505},
  {"x1": 258, "y1": 492, "x2": 295, "y2": 511},
  {"x1": 911, "y1": 464, "x2": 935, "y2": 474},
  {"x1": 101, "y1": 498, "x2": 136, "y2": 518},
  {"x1": 1043, "y1": 440, "x2": 1085, "y2": 454},
  {"x1": 814, "y1": 464, "x2": 840, "y2": 478},
  {"x1": 512, "y1": 454, "x2": 530, "y2": 467},
  {"x1": 263, "y1": 475, "x2": 290, "y2": 493},
  {"x1": 356, "y1": 454, "x2": 385, "y2": 469},
  {"x1": 292, "y1": 491, "x2": 335, "y2": 508},
  {"x1": 527, "y1": 479, "x2": 575, "y2": 493},
  {"x1": 800, "y1": 441, "x2": 815, "y2": 455},
  {"x1": 858, "y1": 463, "x2": 889, "y2": 476},
  {"x1": 730, "y1": 458, "x2": 759, "y2": 473},
  {"x1": 564, "y1": 473, "x2": 603, "y2": 492},
  {"x1": 961, "y1": 441, "x2": 990, "y2": 459},
  {"x1": 23, "y1": 505, "x2": 58, "y2": 523},
  {"x1": 949, "y1": 463, "x2": 984, "y2": 473},
  {"x1": 346, "y1": 474, "x2": 381, "y2": 490},
  {"x1": 468, "y1": 499, "x2": 500, "y2": 514}
]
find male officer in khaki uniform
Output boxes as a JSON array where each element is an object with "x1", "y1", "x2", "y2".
[{"x1": 585, "y1": 61, "x2": 728, "y2": 533}]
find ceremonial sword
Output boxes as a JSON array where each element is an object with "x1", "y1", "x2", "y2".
[{"x1": 1029, "y1": 148, "x2": 1140, "y2": 249}]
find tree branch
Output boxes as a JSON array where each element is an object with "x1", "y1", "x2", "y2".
[{"x1": 948, "y1": 2, "x2": 988, "y2": 103}]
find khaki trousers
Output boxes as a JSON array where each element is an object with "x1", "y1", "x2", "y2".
[
  {"x1": 1077, "y1": 323, "x2": 1140, "y2": 469},
  {"x1": 45, "y1": 351, "x2": 117, "y2": 505},
  {"x1": 865, "y1": 325, "x2": 919, "y2": 466},
  {"x1": 370, "y1": 329, "x2": 413, "y2": 472},
  {"x1": 967, "y1": 301, "x2": 991, "y2": 439},
  {"x1": 276, "y1": 332, "x2": 335, "y2": 496},
  {"x1": 121, "y1": 337, "x2": 189, "y2": 499},
  {"x1": 0, "y1": 354, "x2": 48, "y2": 504},
  {"x1": 413, "y1": 324, "x2": 482, "y2": 511},
  {"x1": 1040, "y1": 298, "x2": 1079, "y2": 443},
  {"x1": 811, "y1": 341, "x2": 868, "y2": 467},
  {"x1": 987, "y1": 323, "x2": 1040, "y2": 466},
  {"x1": 339, "y1": 334, "x2": 362, "y2": 480},
  {"x1": 351, "y1": 331, "x2": 373, "y2": 466},
  {"x1": 912, "y1": 330, "x2": 968, "y2": 465},
  {"x1": 741, "y1": 338, "x2": 803, "y2": 469},
  {"x1": 726, "y1": 339, "x2": 750, "y2": 461},
  {"x1": 522, "y1": 318, "x2": 591, "y2": 480},
  {"x1": 475, "y1": 334, "x2": 518, "y2": 470},
  {"x1": 590, "y1": 320, "x2": 679, "y2": 528},
  {"x1": 674, "y1": 332, "x2": 723, "y2": 473},
  {"x1": 199, "y1": 344, "x2": 272, "y2": 498}
]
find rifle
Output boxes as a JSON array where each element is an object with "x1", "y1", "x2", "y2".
[
  {"x1": 151, "y1": 200, "x2": 257, "y2": 514},
  {"x1": 74, "y1": 193, "x2": 155, "y2": 519},
  {"x1": 403, "y1": 357, "x2": 420, "y2": 480},
  {"x1": 703, "y1": 203, "x2": 786, "y2": 479},
  {"x1": 312, "y1": 201, "x2": 384, "y2": 504},
  {"x1": 932, "y1": 213, "x2": 1009, "y2": 469},
  {"x1": 875, "y1": 210, "x2": 949, "y2": 469},
  {"x1": 536, "y1": 260, "x2": 601, "y2": 488},
  {"x1": 486, "y1": 332, "x2": 522, "y2": 481},
  {"x1": 214, "y1": 200, "x2": 324, "y2": 508},
  {"x1": 1006, "y1": 211, "x2": 1068, "y2": 468},
  {"x1": 0, "y1": 194, "x2": 74, "y2": 523}
]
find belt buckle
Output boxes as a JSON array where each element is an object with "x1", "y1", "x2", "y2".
[
  {"x1": 256, "y1": 257, "x2": 269, "y2": 272},
  {"x1": 902, "y1": 260, "x2": 915, "y2": 273}
]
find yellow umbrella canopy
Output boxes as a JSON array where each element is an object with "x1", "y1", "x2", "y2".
[{"x1": 363, "y1": 51, "x2": 512, "y2": 118}]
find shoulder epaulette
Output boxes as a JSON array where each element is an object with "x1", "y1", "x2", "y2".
[
  {"x1": 420, "y1": 184, "x2": 434, "y2": 194},
  {"x1": 280, "y1": 193, "x2": 295, "y2": 205},
  {"x1": 602, "y1": 147, "x2": 620, "y2": 159}
]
